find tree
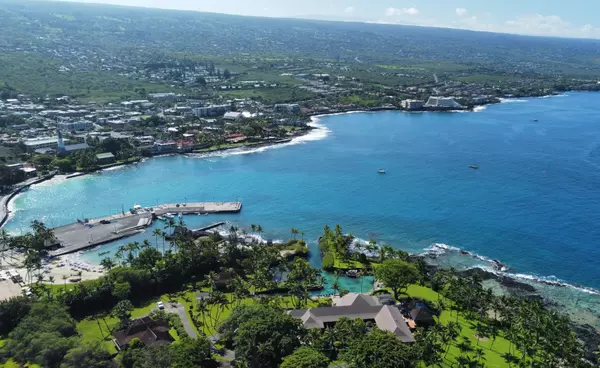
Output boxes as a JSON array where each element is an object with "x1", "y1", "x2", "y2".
[
  {"x1": 340, "y1": 328, "x2": 417, "y2": 368},
  {"x1": 281, "y1": 347, "x2": 329, "y2": 368},
  {"x1": 375, "y1": 259, "x2": 420, "y2": 301},
  {"x1": 60, "y1": 342, "x2": 116, "y2": 368},
  {"x1": 0, "y1": 296, "x2": 31, "y2": 336},
  {"x1": 218, "y1": 304, "x2": 305, "y2": 368},
  {"x1": 112, "y1": 299, "x2": 134, "y2": 328},
  {"x1": 3, "y1": 303, "x2": 78, "y2": 367},
  {"x1": 223, "y1": 68, "x2": 231, "y2": 79}
]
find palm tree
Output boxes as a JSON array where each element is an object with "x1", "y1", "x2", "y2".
[
  {"x1": 62, "y1": 274, "x2": 68, "y2": 291},
  {"x1": 290, "y1": 228, "x2": 299, "y2": 240},
  {"x1": 164, "y1": 218, "x2": 176, "y2": 236},
  {"x1": 256, "y1": 224, "x2": 263, "y2": 237},
  {"x1": 251, "y1": 224, "x2": 257, "y2": 233},
  {"x1": 100, "y1": 257, "x2": 115, "y2": 275},
  {"x1": 152, "y1": 228, "x2": 162, "y2": 251}
]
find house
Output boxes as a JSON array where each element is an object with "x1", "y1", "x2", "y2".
[
  {"x1": 288, "y1": 293, "x2": 415, "y2": 343},
  {"x1": 112, "y1": 317, "x2": 174, "y2": 351},
  {"x1": 96, "y1": 152, "x2": 116, "y2": 165}
]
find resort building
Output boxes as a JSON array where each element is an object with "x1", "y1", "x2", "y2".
[
  {"x1": 424, "y1": 96, "x2": 461, "y2": 109},
  {"x1": 401, "y1": 99, "x2": 424, "y2": 110},
  {"x1": 288, "y1": 293, "x2": 415, "y2": 343}
]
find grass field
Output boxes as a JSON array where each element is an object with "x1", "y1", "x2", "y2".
[{"x1": 396, "y1": 284, "x2": 513, "y2": 368}]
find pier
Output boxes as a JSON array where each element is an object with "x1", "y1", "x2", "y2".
[{"x1": 49, "y1": 202, "x2": 241, "y2": 257}]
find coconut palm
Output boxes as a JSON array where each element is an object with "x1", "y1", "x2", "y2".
[
  {"x1": 152, "y1": 228, "x2": 162, "y2": 251},
  {"x1": 290, "y1": 228, "x2": 299, "y2": 240},
  {"x1": 61, "y1": 274, "x2": 68, "y2": 291}
]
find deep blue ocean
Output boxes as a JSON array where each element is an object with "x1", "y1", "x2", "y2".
[{"x1": 6, "y1": 92, "x2": 600, "y2": 318}]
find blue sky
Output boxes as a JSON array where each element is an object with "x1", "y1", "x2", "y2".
[{"x1": 60, "y1": 0, "x2": 600, "y2": 39}]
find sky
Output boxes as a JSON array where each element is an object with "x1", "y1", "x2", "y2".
[{"x1": 58, "y1": 0, "x2": 600, "y2": 39}]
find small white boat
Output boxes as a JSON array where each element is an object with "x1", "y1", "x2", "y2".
[
  {"x1": 378, "y1": 169, "x2": 386, "y2": 174},
  {"x1": 164, "y1": 213, "x2": 175, "y2": 219}
]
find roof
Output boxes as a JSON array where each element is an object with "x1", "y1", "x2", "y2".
[
  {"x1": 112, "y1": 317, "x2": 173, "y2": 350},
  {"x1": 64, "y1": 143, "x2": 90, "y2": 152},
  {"x1": 375, "y1": 306, "x2": 415, "y2": 343},
  {"x1": 23, "y1": 137, "x2": 57, "y2": 146},
  {"x1": 410, "y1": 307, "x2": 435, "y2": 323},
  {"x1": 288, "y1": 293, "x2": 415, "y2": 343},
  {"x1": 334, "y1": 293, "x2": 380, "y2": 308},
  {"x1": 96, "y1": 152, "x2": 115, "y2": 159}
]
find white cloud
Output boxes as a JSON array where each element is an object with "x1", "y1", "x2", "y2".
[
  {"x1": 450, "y1": 13, "x2": 600, "y2": 39},
  {"x1": 455, "y1": 8, "x2": 468, "y2": 17},
  {"x1": 385, "y1": 7, "x2": 419, "y2": 17},
  {"x1": 344, "y1": 6, "x2": 354, "y2": 13}
]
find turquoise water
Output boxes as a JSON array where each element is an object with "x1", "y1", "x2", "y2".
[{"x1": 6, "y1": 92, "x2": 600, "y2": 316}]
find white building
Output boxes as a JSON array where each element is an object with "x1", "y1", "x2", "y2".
[
  {"x1": 57, "y1": 121, "x2": 94, "y2": 132},
  {"x1": 23, "y1": 137, "x2": 58, "y2": 152},
  {"x1": 223, "y1": 112, "x2": 243, "y2": 121},
  {"x1": 192, "y1": 104, "x2": 230, "y2": 117},
  {"x1": 424, "y1": 97, "x2": 461, "y2": 109},
  {"x1": 401, "y1": 99, "x2": 424, "y2": 110}
]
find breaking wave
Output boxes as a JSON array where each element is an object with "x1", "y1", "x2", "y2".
[
  {"x1": 187, "y1": 116, "x2": 331, "y2": 160},
  {"x1": 422, "y1": 243, "x2": 600, "y2": 296}
]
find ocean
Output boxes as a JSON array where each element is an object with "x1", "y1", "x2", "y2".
[{"x1": 6, "y1": 92, "x2": 600, "y2": 323}]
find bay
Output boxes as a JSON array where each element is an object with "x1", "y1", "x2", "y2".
[{"x1": 6, "y1": 92, "x2": 600, "y2": 321}]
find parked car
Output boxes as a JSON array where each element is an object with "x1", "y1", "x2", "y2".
[{"x1": 157, "y1": 301, "x2": 164, "y2": 310}]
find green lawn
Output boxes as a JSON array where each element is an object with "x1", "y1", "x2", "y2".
[
  {"x1": 392, "y1": 285, "x2": 513, "y2": 368},
  {"x1": 76, "y1": 298, "x2": 170, "y2": 354}
]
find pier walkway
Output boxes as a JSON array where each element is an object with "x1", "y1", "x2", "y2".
[{"x1": 49, "y1": 202, "x2": 241, "y2": 257}]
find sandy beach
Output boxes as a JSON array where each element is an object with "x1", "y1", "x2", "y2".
[{"x1": 0, "y1": 252, "x2": 105, "y2": 300}]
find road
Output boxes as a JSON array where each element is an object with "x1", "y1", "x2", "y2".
[{"x1": 163, "y1": 302, "x2": 198, "y2": 338}]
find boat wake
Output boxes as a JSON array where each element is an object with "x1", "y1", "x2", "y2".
[{"x1": 422, "y1": 243, "x2": 600, "y2": 296}]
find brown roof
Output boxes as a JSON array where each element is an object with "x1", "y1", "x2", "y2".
[{"x1": 112, "y1": 317, "x2": 174, "y2": 350}]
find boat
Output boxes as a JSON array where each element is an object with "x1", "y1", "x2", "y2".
[
  {"x1": 378, "y1": 169, "x2": 386, "y2": 174},
  {"x1": 532, "y1": 119, "x2": 539, "y2": 122},
  {"x1": 346, "y1": 270, "x2": 358, "y2": 278},
  {"x1": 98, "y1": 251, "x2": 110, "y2": 257},
  {"x1": 469, "y1": 165, "x2": 479, "y2": 170},
  {"x1": 164, "y1": 213, "x2": 175, "y2": 219}
]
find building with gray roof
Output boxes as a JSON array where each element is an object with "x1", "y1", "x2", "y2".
[{"x1": 288, "y1": 293, "x2": 415, "y2": 343}]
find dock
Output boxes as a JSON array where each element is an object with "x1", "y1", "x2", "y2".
[{"x1": 49, "y1": 202, "x2": 241, "y2": 257}]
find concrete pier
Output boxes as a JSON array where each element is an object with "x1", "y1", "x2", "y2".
[{"x1": 49, "y1": 202, "x2": 241, "y2": 257}]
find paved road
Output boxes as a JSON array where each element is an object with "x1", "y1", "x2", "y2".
[{"x1": 163, "y1": 302, "x2": 198, "y2": 338}]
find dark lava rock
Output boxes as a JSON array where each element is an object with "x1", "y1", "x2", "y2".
[{"x1": 573, "y1": 323, "x2": 600, "y2": 363}]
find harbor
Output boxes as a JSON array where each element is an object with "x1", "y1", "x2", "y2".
[{"x1": 49, "y1": 202, "x2": 242, "y2": 257}]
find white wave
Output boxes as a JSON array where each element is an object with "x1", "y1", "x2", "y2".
[
  {"x1": 538, "y1": 94, "x2": 568, "y2": 99},
  {"x1": 102, "y1": 164, "x2": 130, "y2": 172},
  {"x1": 423, "y1": 243, "x2": 462, "y2": 255},
  {"x1": 424, "y1": 242, "x2": 600, "y2": 296},
  {"x1": 473, "y1": 105, "x2": 487, "y2": 112},
  {"x1": 499, "y1": 98, "x2": 529, "y2": 103},
  {"x1": 506, "y1": 273, "x2": 600, "y2": 296},
  {"x1": 215, "y1": 225, "x2": 284, "y2": 245},
  {"x1": 188, "y1": 119, "x2": 331, "y2": 160}
]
